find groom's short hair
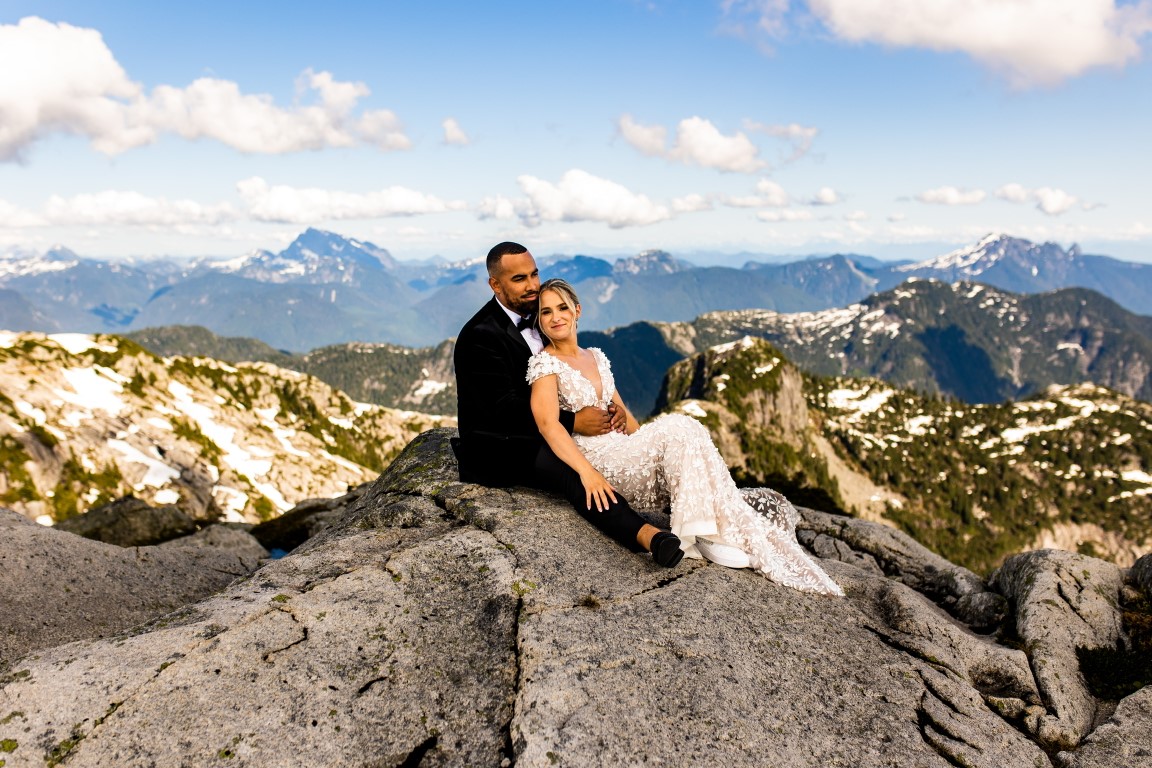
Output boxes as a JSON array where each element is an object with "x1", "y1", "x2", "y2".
[{"x1": 486, "y1": 241, "x2": 528, "y2": 276}]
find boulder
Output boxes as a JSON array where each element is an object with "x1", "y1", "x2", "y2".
[
  {"x1": 158, "y1": 525, "x2": 269, "y2": 571},
  {"x1": 1, "y1": 429, "x2": 1148, "y2": 767},
  {"x1": 248, "y1": 485, "x2": 367, "y2": 554},
  {"x1": 795, "y1": 508, "x2": 995, "y2": 608},
  {"x1": 1132, "y1": 552, "x2": 1152, "y2": 600},
  {"x1": 0, "y1": 509, "x2": 263, "y2": 670},
  {"x1": 53, "y1": 495, "x2": 199, "y2": 547},
  {"x1": 1055, "y1": 685, "x2": 1152, "y2": 768},
  {"x1": 993, "y1": 550, "x2": 1125, "y2": 751}
]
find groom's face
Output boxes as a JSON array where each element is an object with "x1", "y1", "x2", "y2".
[{"x1": 489, "y1": 250, "x2": 541, "y2": 315}]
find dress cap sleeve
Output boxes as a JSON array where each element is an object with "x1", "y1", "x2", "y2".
[{"x1": 526, "y1": 352, "x2": 565, "y2": 385}]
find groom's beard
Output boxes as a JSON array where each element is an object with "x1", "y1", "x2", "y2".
[{"x1": 509, "y1": 292, "x2": 539, "y2": 315}]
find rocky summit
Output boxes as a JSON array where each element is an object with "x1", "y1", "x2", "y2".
[{"x1": 1, "y1": 428, "x2": 1150, "y2": 767}]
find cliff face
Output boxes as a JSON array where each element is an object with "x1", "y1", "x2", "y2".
[{"x1": 1, "y1": 429, "x2": 1149, "y2": 767}]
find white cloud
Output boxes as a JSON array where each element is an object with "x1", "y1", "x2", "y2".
[
  {"x1": 995, "y1": 183, "x2": 1089, "y2": 216},
  {"x1": 994, "y1": 183, "x2": 1032, "y2": 204},
  {"x1": 809, "y1": 186, "x2": 841, "y2": 205},
  {"x1": 671, "y1": 116, "x2": 766, "y2": 173},
  {"x1": 745, "y1": 120, "x2": 819, "y2": 162},
  {"x1": 0, "y1": 17, "x2": 142, "y2": 161},
  {"x1": 619, "y1": 115, "x2": 765, "y2": 173},
  {"x1": 726, "y1": 0, "x2": 1152, "y2": 87},
  {"x1": 0, "y1": 17, "x2": 412, "y2": 160},
  {"x1": 887, "y1": 212, "x2": 907, "y2": 222},
  {"x1": 42, "y1": 191, "x2": 237, "y2": 226},
  {"x1": 353, "y1": 108, "x2": 412, "y2": 151},
  {"x1": 757, "y1": 209, "x2": 814, "y2": 222},
  {"x1": 515, "y1": 169, "x2": 672, "y2": 228},
  {"x1": 916, "y1": 186, "x2": 987, "y2": 206},
  {"x1": 845, "y1": 210, "x2": 868, "y2": 222},
  {"x1": 442, "y1": 118, "x2": 470, "y2": 146},
  {"x1": 618, "y1": 114, "x2": 667, "y2": 156},
  {"x1": 1034, "y1": 187, "x2": 1081, "y2": 216},
  {"x1": 755, "y1": 179, "x2": 791, "y2": 207},
  {"x1": 812, "y1": 0, "x2": 1152, "y2": 87},
  {"x1": 0, "y1": 199, "x2": 46, "y2": 227},
  {"x1": 724, "y1": 178, "x2": 790, "y2": 208},
  {"x1": 237, "y1": 177, "x2": 464, "y2": 223},
  {"x1": 477, "y1": 195, "x2": 520, "y2": 222},
  {"x1": 671, "y1": 194, "x2": 713, "y2": 213},
  {"x1": 719, "y1": 0, "x2": 794, "y2": 48}
]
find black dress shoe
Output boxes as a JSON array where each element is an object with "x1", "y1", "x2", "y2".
[{"x1": 650, "y1": 531, "x2": 684, "y2": 568}]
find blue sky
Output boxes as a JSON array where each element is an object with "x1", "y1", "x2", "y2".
[{"x1": 2, "y1": 1, "x2": 1150, "y2": 264}]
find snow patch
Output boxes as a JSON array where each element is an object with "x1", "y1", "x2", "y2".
[
  {"x1": 678, "y1": 401, "x2": 709, "y2": 419},
  {"x1": 827, "y1": 387, "x2": 894, "y2": 419},
  {"x1": 50, "y1": 333, "x2": 119, "y2": 355},
  {"x1": 107, "y1": 439, "x2": 181, "y2": 488},
  {"x1": 412, "y1": 379, "x2": 448, "y2": 398},
  {"x1": 57, "y1": 367, "x2": 126, "y2": 415}
]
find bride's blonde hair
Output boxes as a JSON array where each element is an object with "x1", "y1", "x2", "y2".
[{"x1": 536, "y1": 278, "x2": 581, "y2": 341}]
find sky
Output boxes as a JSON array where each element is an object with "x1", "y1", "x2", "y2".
[{"x1": 1, "y1": 1, "x2": 1151, "y2": 265}]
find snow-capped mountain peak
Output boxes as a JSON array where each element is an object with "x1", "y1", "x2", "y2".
[
  {"x1": 207, "y1": 228, "x2": 398, "y2": 284},
  {"x1": 894, "y1": 233, "x2": 1014, "y2": 276},
  {"x1": 892, "y1": 233, "x2": 1082, "y2": 281},
  {"x1": 613, "y1": 249, "x2": 686, "y2": 276},
  {"x1": 0, "y1": 245, "x2": 81, "y2": 281}
]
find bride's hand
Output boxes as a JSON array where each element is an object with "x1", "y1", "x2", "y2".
[{"x1": 579, "y1": 469, "x2": 618, "y2": 512}]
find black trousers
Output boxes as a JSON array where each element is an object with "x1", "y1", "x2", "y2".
[{"x1": 530, "y1": 442, "x2": 647, "y2": 552}]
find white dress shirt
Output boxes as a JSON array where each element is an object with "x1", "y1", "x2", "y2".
[{"x1": 497, "y1": 300, "x2": 543, "y2": 354}]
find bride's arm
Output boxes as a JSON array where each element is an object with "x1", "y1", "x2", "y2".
[
  {"x1": 530, "y1": 374, "x2": 619, "y2": 512},
  {"x1": 610, "y1": 391, "x2": 641, "y2": 435}
]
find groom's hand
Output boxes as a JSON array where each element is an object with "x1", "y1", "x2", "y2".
[
  {"x1": 606, "y1": 403, "x2": 627, "y2": 433},
  {"x1": 572, "y1": 406, "x2": 613, "y2": 436}
]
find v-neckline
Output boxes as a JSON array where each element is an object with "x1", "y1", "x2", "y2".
[{"x1": 545, "y1": 348, "x2": 606, "y2": 404}]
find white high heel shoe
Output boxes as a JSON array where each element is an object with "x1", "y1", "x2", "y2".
[{"x1": 695, "y1": 537, "x2": 751, "y2": 569}]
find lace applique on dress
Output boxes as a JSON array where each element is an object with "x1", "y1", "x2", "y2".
[
  {"x1": 526, "y1": 348, "x2": 614, "y2": 411},
  {"x1": 527, "y1": 347, "x2": 842, "y2": 596}
]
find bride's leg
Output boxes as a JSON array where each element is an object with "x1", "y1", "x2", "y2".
[{"x1": 637, "y1": 523, "x2": 684, "y2": 567}]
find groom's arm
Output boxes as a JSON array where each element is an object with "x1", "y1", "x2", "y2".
[{"x1": 455, "y1": 326, "x2": 575, "y2": 434}]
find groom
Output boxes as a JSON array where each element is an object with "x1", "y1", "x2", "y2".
[{"x1": 452, "y1": 241, "x2": 683, "y2": 566}]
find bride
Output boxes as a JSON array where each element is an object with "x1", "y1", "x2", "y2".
[{"x1": 526, "y1": 278, "x2": 843, "y2": 596}]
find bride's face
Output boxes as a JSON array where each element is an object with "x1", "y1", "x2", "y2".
[{"x1": 538, "y1": 288, "x2": 580, "y2": 343}]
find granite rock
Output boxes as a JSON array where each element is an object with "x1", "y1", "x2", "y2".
[{"x1": 1, "y1": 429, "x2": 1148, "y2": 767}]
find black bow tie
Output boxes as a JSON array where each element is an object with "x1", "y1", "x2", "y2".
[{"x1": 516, "y1": 314, "x2": 536, "y2": 331}]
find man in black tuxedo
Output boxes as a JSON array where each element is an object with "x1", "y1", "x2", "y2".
[{"x1": 453, "y1": 241, "x2": 683, "y2": 566}]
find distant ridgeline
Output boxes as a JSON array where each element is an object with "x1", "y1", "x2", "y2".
[
  {"x1": 125, "y1": 324, "x2": 457, "y2": 417},
  {"x1": 123, "y1": 278, "x2": 1152, "y2": 422},
  {"x1": 3, "y1": 229, "x2": 1152, "y2": 351},
  {"x1": 0, "y1": 331, "x2": 447, "y2": 524}
]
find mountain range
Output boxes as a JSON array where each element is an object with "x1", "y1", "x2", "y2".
[
  {"x1": 0, "y1": 330, "x2": 448, "y2": 524},
  {"x1": 125, "y1": 278, "x2": 1152, "y2": 424},
  {"x1": 3, "y1": 229, "x2": 1151, "y2": 350},
  {"x1": 655, "y1": 335, "x2": 1152, "y2": 574}
]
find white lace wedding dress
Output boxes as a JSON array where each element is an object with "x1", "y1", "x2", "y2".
[{"x1": 527, "y1": 348, "x2": 843, "y2": 596}]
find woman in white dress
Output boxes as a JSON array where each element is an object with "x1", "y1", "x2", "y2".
[{"x1": 527, "y1": 279, "x2": 842, "y2": 596}]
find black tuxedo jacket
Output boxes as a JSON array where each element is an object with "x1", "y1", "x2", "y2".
[{"x1": 453, "y1": 297, "x2": 574, "y2": 486}]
